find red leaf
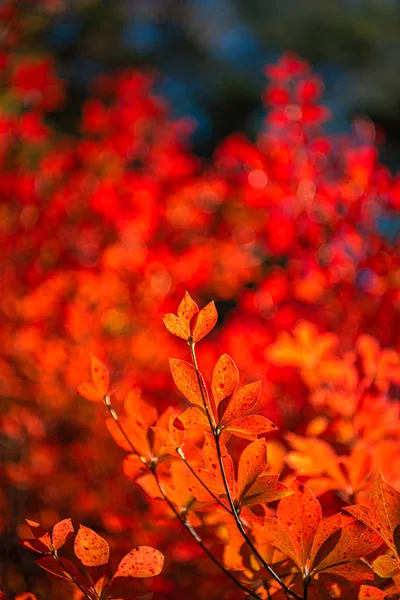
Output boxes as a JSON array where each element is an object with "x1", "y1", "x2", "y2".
[
  {"x1": 25, "y1": 520, "x2": 51, "y2": 550},
  {"x1": 113, "y1": 546, "x2": 164, "y2": 579},
  {"x1": 237, "y1": 438, "x2": 268, "y2": 502},
  {"x1": 277, "y1": 481, "x2": 322, "y2": 572},
  {"x1": 211, "y1": 354, "x2": 238, "y2": 406},
  {"x1": 90, "y1": 355, "x2": 109, "y2": 396},
  {"x1": 74, "y1": 525, "x2": 109, "y2": 567},
  {"x1": 225, "y1": 415, "x2": 277, "y2": 440},
  {"x1": 359, "y1": 585, "x2": 388, "y2": 599},
  {"x1": 76, "y1": 381, "x2": 103, "y2": 403},
  {"x1": 36, "y1": 556, "x2": 89, "y2": 586},
  {"x1": 221, "y1": 381, "x2": 261, "y2": 424},
  {"x1": 52, "y1": 518, "x2": 74, "y2": 551},
  {"x1": 241, "y1": 474, "x2": 292, "y2": 506},
  {"x1": 191, "y1": 301, "x2": 218, "y2": 342},
  {"x1": 169, "y1": 358, "x2": 209, "y2": 410},
  {"x1": 123, "y1": 454, "x2": 147, "y2": 480},
  {"x1": 19, "y1": 538, "x2": 51, "y2": 554},
  {"x1": 314, "y1": 514, "x2": 382, "y2": 574}
]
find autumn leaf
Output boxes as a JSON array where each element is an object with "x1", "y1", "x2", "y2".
[
  {"x1": 224, "y1": 415, "x2": 277, "y2": 440},
  {"x1": 52, "y1": 518, "x2": 74, "y2": 550},
  {"x1": 176, "y1": 406, "x2": 209, "y2": 429},
  {"x1": 76, "y1": 381, "x2": 104, "y2": 402},
  {"x1": 237, "y1": 438, "x2": 268, "y2": 502},
  {"x1": 370, "y1": 473, "x2": 400, "y2": 557},
  {"x1": 220, "y1": 381, "x2": 261, "y2": 424},
  {"x1": 113, "y1": 546, "x2": 164, "y2": 578},
  {"x1": 359, "y1": 586, "x2": 388, "y2": 599},
  {"x1": 90, "y1": 355, "x2": 109, "y2": 396},
  {"x1": 211, "y1": 354, "x2": 239, "y2": 407},
  {"x1": 372, "y1": 555, "x2": 400, "y2": 578},
  {"x1": 169, "y1": 358, "x2": 210, "y2": 411},
  {"x1": 178, "y1": 292, "x2": 199, "y2": 329},
  {"x1": 191, "y1": 301, "x2": 218, "y2": 342},
  {"x1": 74, "y1": 525, "x2": 109, "y2": 567}
]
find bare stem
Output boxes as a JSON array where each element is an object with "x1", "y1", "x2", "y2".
[
  {"x1": 188, "y1": 342, "x2": 303, "y2": 600},
  {"x1": 177, "y1": 448, "x2": 233, "y2": 514},
  {"x1": 53, "y1": 552, "x2": 94, "y2": 600}
]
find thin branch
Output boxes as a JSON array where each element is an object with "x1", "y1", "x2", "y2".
[
  {"x1": 53, "y1": 552, "x2": 94, "y2": 600},
  {"x1": 188, "y1": 342, "x2": 303, "y2": 600},
  {"x1": 103, "y1": 395, "x2": 264, "y2": 600},
  {"x1": 177, "y1": 447, "x2": 233, "y2": 515}
]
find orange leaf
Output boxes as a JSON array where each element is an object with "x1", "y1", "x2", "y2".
[
  {"x1": 192, "y1": 301, "x2": 218, "y2": 342},
  {"x1": 241, "y1": 474, "x2": 292, "y2": 506},
  {"x1": 90, "y1": 355, "x2": 109, "y2": 396},
  {"x1": 76, "y1": 382, "x2": 104, "y2": 402},
  {"x1": 169, "y1": 358, "x2": 209, "y2": 409},
  {"x1": 370, "y1": 473, "x2": 400, "y2": 557},
  {"x1": 359, "y1": 585, "x2": 388, "y2": 600},
  {"x1": 225, "y1": 415, "x2": 277, "y2": 440},
  {"x1": 113, "y1": 546, "x2": 164, "y2": 578},
  {"x1": 162, "y1": 313, "x2": 188, "y2": 340},
  {"x1": 124, "y1": 388, "x2": 158, "y2": 427},
  {"x1": 178, "y1": 292, "x2": 199, "y2": 329},
  {"x1": 177, "y1": 406, "x2": 209, "y2": 429},
  {"x1": 322, "y1": 560, "x2": 374, "y2": 581},
  {"x1": 221, "y1": 381, "x2": 261, "y2": 424},
  {"x1": 277, "y1": 481, "x2": 322, "y2": 572},
  {"x1": 314, "y1": 514, "x2": 382, "y2": 574},
  {"x1": 106, "y1": 417, "x2": 150, "y2": 456},
  {"x1": 52, "y1": 518, "x2": 74, "y2": 550},
  {"x1": 123, "y1": 454, "x2": 147, "y2": 480},
  {"x1": 237, "y1": 438, "x2": 268, "y2": 502},
  {"x1": 309, "y1": 513, "x2": 342, "y2": 571},
  {"x1": 211, "y1": 354, "x2": 238, "y2": 406},
  {"x1": 74, "y1": 525, "x2": 109, "y2": 567}
]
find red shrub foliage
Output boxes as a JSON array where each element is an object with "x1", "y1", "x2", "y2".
[{"x1": 2, "y1": 3, "x2": 400, "y2": 600}]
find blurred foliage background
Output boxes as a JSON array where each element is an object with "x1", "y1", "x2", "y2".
[{"x1": 18, "y1": 0, "x2": 400, "y2": 166}]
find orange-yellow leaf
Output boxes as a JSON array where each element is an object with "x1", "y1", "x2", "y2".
[
  {"x1": 192, "y1": 301, "x2": 218, "y2": 342},
  {"x1": 162, "y1": 313, "x2": 188, "y2": 340},
  {"x1": 237, "y1": 438, "x2": 268, "y2": 501},
  {"x1": 211, "y1": 354, "x2": 238, "y2": 406},
  {"x1": 113, "y1": 546, "x2": 164, "y2": 578},
  {"x1": 77, "y1": 382, "x2": 104, "y2": 402},
  {"x1": 225, "y1": 415, "x2": 277, "y2": 440},
  {"x1": 177, "y1": 406, "x2": 209, "y2": 429},
  {"x1": 90, "y1": 355, "x2": 109, "y2": 396},
  {"x1": 372, "y1": 555, "x2": 400, "y2": 578},
  {"x1": 169, "y1": 358, "x2": 209, "y2": 409},
  {"x1": 222, "y1": 381, "x2": 261, "y2": 424},
  {"x1": 52, "y1": 518, "x2": 74, "y2": 551},
  {"x1": 178, "y1": 292, "x2": 199, "y2": 329},
  {"x1": 74, "y1": 525, "x2": 109, "y2": 567},
  {"x1": 277, "y1": 481, "x2": 322, "y2": 572}
]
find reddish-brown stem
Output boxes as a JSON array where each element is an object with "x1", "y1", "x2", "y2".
[
  {"x1": 188, "y1": 341, "x2": 303, "y2": 600},
  {"x1": 53, "y1": 551, "x2": 95, "y2": 600}
]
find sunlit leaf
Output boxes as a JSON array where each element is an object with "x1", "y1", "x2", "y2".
[
  {"x1": 74, "y1": 525, "x2": 109, "y2": 567},
  {"x1": 90, "y1": 355, "x2": 109, "y2": 396},
  {"x1": 192, "y1": 301, "x2": 218, "y2": 342},
  {"x1": 113, "y1": 546, "x2": 164, "y2": 578}
]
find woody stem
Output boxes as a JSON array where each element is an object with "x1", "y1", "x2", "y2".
[{"x1": 53, "y1": 552, "x2": 94, "y2": 600}]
